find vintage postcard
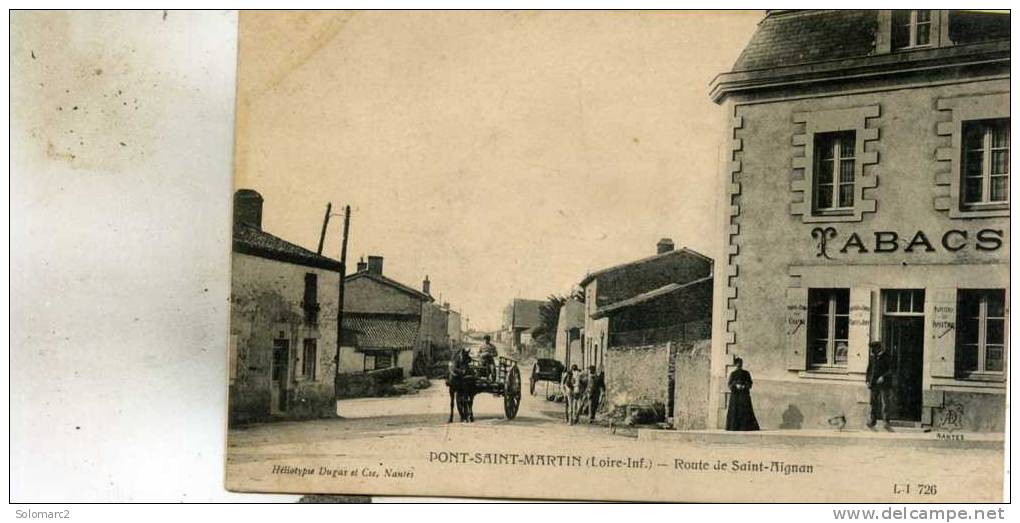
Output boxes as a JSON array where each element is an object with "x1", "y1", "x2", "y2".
[{"x1": 225, "y1": 10, "x2": 1009, "y2": 502}]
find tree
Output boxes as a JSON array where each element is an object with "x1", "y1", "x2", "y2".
[{"x1": 531, "y1": 289, "x2": 584, "y2": 347}]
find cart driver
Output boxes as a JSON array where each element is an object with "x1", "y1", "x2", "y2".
[{"x1": 479, "y1": 335, "x2": 498, "y2": 381}]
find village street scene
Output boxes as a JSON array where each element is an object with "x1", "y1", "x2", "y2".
[{"x1": 225, "y1": 10, "x2": 1008, "y2": 501}]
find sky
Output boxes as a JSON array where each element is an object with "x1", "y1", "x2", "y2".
[{"x1": 234, "y1": 11, "x2": 763, "y2": 331}]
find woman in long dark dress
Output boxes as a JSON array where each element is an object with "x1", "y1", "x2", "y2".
[{"x1": 726, "y1": 358, "x2": 760, "y2": 431}]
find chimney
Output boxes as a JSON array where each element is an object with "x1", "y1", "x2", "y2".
[
  {"x1": 422, "y1": 275, "x2": 431, "y2": 295},
  {"x1": 657, "y1": 238, "x2": 675, "y2": 255},
  {"x1": 233, "y1": 189, "x2": 264, "y2": 229},
  {"x1": 366, "y1": 256, "x2": 384, "y2": 275},
  {"x1": 356, "y1": 257, "x2": 367, "y2": 272}
]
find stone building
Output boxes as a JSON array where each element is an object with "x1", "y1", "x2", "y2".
[
  {"x1": 501, "y1": 298, "x2": 545, "y2": 350},
  {"x1": 554, "y1": 298, "x2": 585, "y2": 368},
  {"x1": 229, "y1": 189, "x2": 341, "y2": 425},
  {"x1": 579, "y1": 239, "x2": 713, "y2": 417},
  {"x1": 710, "y1": 10, "x2": 1009, "y2": 431},
  {"x1": 338, "y1": 256, "x2": 434, "y2": 377}
]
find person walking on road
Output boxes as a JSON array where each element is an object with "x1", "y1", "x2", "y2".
[{"x1": 561, "y1": 364, "x2": 580, "y2": 425}]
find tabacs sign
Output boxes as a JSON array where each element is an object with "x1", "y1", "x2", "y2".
[{"x1": 811, "y1": 227, "x2": 1004, "y2": 259}]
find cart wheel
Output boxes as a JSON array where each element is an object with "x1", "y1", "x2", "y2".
[{"x1": 504, "y1": 365, "x2": 521, "y2": 420}]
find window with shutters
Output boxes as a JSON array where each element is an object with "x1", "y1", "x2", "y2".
[
  {"x1": 302, "y1": 272, "x2": 320, "y2": 325},
  {"x1": 807, "y1": 289, "x2": 850, "y2": 368},
  {"x1": 956, "y1": 289, "x2": 1006, "y2": 377}
]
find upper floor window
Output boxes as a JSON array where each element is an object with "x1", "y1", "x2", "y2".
[
  {"x1": 302, "y1": 272, "x2": 320, "y2": 325},
  {"x1": 892, "y1": 10, "x2": 933, "y2": 49},
  {"x1": 956, "y1": 289, "x2": 1006, "y2": 376},
  {"x1": 961, "y1": 118, "x2": 1009, "y2": 209},
  {"x1": 813, "y1": 131, "x2": 856, "y2": 213}
]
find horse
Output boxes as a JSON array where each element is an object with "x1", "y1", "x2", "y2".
[{"x1": 446, "y1": 349, "x2": 478, "y2": 423}]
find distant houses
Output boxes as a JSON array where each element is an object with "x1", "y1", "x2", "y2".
[
  {"x1": 229, "y1": 189, "x2": 342, "y2": 425},
  {"x1": 501, "y1": 298, "x2": 545, "y2": 351},
  {"x1": 339, "y1": 257, "x2": 457, "y2": 378},
  {"x1": 552, "y1": 238, "x2": 714, "y2": 427}
]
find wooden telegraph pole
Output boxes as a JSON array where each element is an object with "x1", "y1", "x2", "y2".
[
  {"x1": 334, "y1": 205, "x2": 351, "y2": 407},
  {"x1": 316, "y1": 202, "x2": 332, "y2": 255}
]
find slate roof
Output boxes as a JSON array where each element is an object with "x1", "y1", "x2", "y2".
[
  {"x1": 345, "y1": 271, "x2": 434, "y2": 302},
  {"x1": 233, "y1": 224, "x2": 342, "y2": 272},
  {"x1": 342, "y1": 313, "x2": 420, "y2": 350},
  {"x1": 593, "y1": 276, "x2": 713, "y2": 319},
  {"x1": 579, "y1": 247, "x2": 712, "y2": 287},
  {"x1": 730, "y1": 10, "x2": 879, "y2": 73}
]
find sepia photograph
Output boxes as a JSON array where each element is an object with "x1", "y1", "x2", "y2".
[
  {"x1": 222, "y1": 9, "x2": 1009, "y2": 502},
  {"x1": 7, "y1": 6, "x2": 1011, "y2": 509}
]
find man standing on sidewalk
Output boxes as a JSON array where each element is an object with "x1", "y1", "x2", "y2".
[{"x1": 866, "y1": 341, "x2": 894, "y2": 431}]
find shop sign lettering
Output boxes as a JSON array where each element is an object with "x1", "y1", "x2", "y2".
[{"x1": 811, "y1": 228, "x2": 1004, "y2": 259}]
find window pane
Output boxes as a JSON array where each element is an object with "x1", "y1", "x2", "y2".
[
  {"x1": 964, "y1": 177, "x2": 983, "y2": 203},
  {"x1": 958, "y1": 344, "x2": 978, "y2": 373},
  {"x1": 965, "y1": 150, "x2": 984, "y2": 176},
  {"x1": 985, "y1": 345, "x2": 1004, "y2": 372},
  {"x1": 839, "y1": 134, "x2": 855, "y2": 157},
  {"x1": 990, "y1": 176, "x2": 1008, "y2": 202},
  {"x1": 817, "y1": 136, "x2": 835, "y2": 160},
  {"x1": 891, "y1": 11, "x2": 910, "y2": 48},
  {"x1": 986, "y1": 319, "x2": 1004, "y2": 345},
  {"x1": 986, "y1": 291, "x2": 1006, "y2": 317},
  {"x1": 991, "y1": 150, "x2": 1008, "y2": 175},
  {"x1": 958, "y1": 318, "x2": 980, "y2": 345},
  {"x1": 916, "y1": 24, "x2": 930, "y2": 45},
  {"x1": 817, "y1": 159, "x2": 834, "y2": 183},
  {"x1": 958, "y1": 291, "x2": 981, "y2": 317},
  {"x1": 838, "y1": 184, "x2": 854, "y2": 207},
  {"x1": 916, "y1": 10, "x2": 931, "y2": 23},
  {"x1": 911, "y1": 290, "x2": 925, "y2": 313},
  {"x1": 810, "y1": 341, "x2": 828, "y2": 365},
  {"x1": 839, "y1": 159, "x2": 855, "y2": 183},
  {"x1": 833, "y1": 342, "x2": 848, "y2": 365},
  {"x1": 834, "y1": 290, "x2": 850, "y2": 314},
  {"x1": 963, "y1": 124, "x2": 985, "y2": 150},
  {"x1": 816, "y1": 185, "x2": 833, "y2": 209},
  {"x1": 991, "y1": 120, "x2": 1009, "y2": 148},
  {"x1": 834, "y1": 317, "x2": 849, "y2": 340}
]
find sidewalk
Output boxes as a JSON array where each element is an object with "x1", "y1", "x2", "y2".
[{"x1": 637, "y1": 427, "x2": 1005, "y2": 450}]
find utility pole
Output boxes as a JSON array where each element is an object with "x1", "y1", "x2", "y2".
[
  {"x1": 334, "y1": 205, "x2": 351, "y2": 407},
  {"x1": 316, "y1": 202, "x2": 332, "y2": 255}
]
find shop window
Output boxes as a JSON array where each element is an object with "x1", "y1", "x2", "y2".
[
  {"x1": 956, "y1": 290, "x2": 1006, "y2": 376},
  {"x1": 813, "y1": 131, "x2": 856, "y2": 213},
  {"x1": 302, "y1": 338, "x2": 317, "y2": 380},
  {"x1": 892, "y1": 10, "x2": 933, "y2": 49},
  {"x1": 961, "y1": 119, "x2": 1009, "y2": 210},
  {"x1": 808, "y1": 289, "x2": 850, "y2": 368}
]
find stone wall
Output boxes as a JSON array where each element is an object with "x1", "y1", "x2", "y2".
[
  {"x1": 605, "y1": 343, "x2": 669, "y2": 411},
  {"x1": 674, "y1": 339, "x2": 712, "y2": 430},
  {"x1": 336, "y1": 367, "x2": 404, "y2": 399}
]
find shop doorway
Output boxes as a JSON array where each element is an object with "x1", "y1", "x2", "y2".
[{"x1": 882, "y1": 290, "x2": 925, "y2": 422}]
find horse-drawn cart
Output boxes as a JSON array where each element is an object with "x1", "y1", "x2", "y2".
[
  {"x1": 447, "y1": 354, "x2": 522, "y2": 421},
  {"x1": 481, "y1": 356, "x2": 522, "y2": 419}
]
